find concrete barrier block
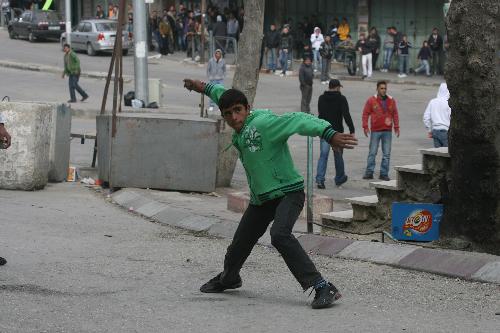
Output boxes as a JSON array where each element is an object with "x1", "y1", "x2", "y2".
[
  {"x1": 49, "y1": 104, "x2": 72, "y2": 182},
  {"x1": 471, "y1": 261, "x2": 500, "y2": 284},
  {"x1": 0, "y1": 102, "x2": 53, "y2": 190},
  {"x1": 97, "y1": 113, "x2": 218, "y2": 192}
]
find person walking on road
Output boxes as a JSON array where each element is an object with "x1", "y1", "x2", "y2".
[
  {"x1": 310, "y1": 27, "x2": 324, "y2": 72},
  {"x1": 0, "y1": 111, "x2": 12, "y2": 267},
  {"x1": 206, "y1": 49, "x2": 226, "y2": 112},
  {"x1": 62, "y1": 44, "x2": 88, "y2": 104},
  {"x1": 356, "y1": 33, "x2": 373, "y2": 79},
  {"x1": 299, "y1": 57, "x2": 314, "y2": 113},
  {"x1": 264, "y1": 23, "x2": 280, "y2": 73},
  {"x1": 183, "y1": 78, "x2": 357, "y2": 309},
  {"x1": 362, "y1": 81, "x2": 400, "y2": 181},
  {"x1": 315, "y1": 79, "x2": 355, "y2": 189},
  {"x1": 423, "y1": 83, "x2": 451, "y2": 148}
]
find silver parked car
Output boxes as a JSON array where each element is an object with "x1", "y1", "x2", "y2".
[{"x1": 60, "y1": 19, "x2": 131, "y2": 56}]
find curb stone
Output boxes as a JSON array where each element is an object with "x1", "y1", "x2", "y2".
[{"x1": 109, "y1": 187, "x2": 500, "y2": 285}]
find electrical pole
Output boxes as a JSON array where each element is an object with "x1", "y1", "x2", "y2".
[
  {"x1": 65, "y1": 0, "x2": 71, "y2": 45},
  {"x1": 133, "y1": 0, "x2": 149, "y2": 105}
]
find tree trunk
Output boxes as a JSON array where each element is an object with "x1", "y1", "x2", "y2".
[
  {"x1": 444, "y1": 0, "x2": 500, "y2": 254},
  {"x1": 232, "y1": 0, "x2": 265, "y2": 106}
]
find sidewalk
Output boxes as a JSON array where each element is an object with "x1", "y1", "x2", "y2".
[{"x1": 105, "y1": 186, "x2": 500, "y2": 285}]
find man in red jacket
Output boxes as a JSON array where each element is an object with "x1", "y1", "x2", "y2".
[{"x1": 362, "y1": 81, "x2": 400, "y2": 181}]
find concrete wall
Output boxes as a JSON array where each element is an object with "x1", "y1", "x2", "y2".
[
  {"x1": 0, "y1": 103, "x2": 53, "y2": 190},
  {"x1": 97, "y1": 113, "x2": 219, "y2": 192}
]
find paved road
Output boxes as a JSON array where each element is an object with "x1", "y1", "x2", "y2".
[{"x1": 0, "y1": 183, "x2": 498, "y2": 332}]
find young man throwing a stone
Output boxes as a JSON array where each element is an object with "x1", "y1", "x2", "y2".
[{"x1": 183, "y1": 78, "x2": 358, "y2": 309}]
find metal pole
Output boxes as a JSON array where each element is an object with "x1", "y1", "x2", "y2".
[
  {"x1": 65, "y1": 0, "x2": 71, "y2": 45},
  {"x1": 133, "y1": 0, "x2": 149, "y2": 105},
  {"x1": 306, "y1": 136, "x2": 314, "y2": 233},
  {"x1": 200, "y1": 0, "x2": 206, "y2": 64},
  {"x1": 1, "y1": 5, "x2": 4, "y2": 28}
]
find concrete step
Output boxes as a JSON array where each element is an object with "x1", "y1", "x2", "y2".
[
  {"x1": 346, "y1": 195, "x2": 379, "y2": 221},
  {"x1": 419, "y1": 147, "x2": 449, "y2": 158},
  {"x1": 321, "y1": 210, "x2": 353, "y2": 223},
  {"x1": 394, "y1": 164, "x2": 426, "y2": 175},
  {"x1": 370, "y1": 179, "x2": 400, "y2": 191},
  {"x1": 346, "y1": 195, "x2": 379, "y2": 206}
]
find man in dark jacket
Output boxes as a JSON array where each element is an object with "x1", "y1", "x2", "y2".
[
  {"x1": 319, "y1": 35, "x2": 334, "y2": 83},
  {"x1": 299, "y1": 57, "x2": 314, "y2": 113},
  {"x1": 315, "y1": 79, "x2": 355, "y2": 188},
  {"x1": 279, "y1": 27, "x2": 293, "y2": 76},
  {"x1": 264, "y1": 24, "x2": 280, "y2": 73},
  {"x1": 428, "y1": 27, "x2": 443, "y2": 75}
]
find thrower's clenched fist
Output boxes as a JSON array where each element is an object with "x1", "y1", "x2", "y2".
[{"x1": 183, "y1": 79, "x2": 206, "y2": 94}]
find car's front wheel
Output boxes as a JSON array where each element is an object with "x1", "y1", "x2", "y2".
[
  {"x1": 122, "y1": 49, "x2": 129, "y2": 56},
  {"x1": 28, "y1": 31, "x2": 35, "y2": 43},
  {"x1": 87, "y1": 42, "x2": 96, "y2": 56}
]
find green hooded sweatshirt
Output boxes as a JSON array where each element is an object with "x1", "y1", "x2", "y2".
[
  {"x1": 64, "y1": 50, "x2": 81, "y2": 76},
  {"x1": 205, "y1": 83, "x2": 336, "y2": 205}
]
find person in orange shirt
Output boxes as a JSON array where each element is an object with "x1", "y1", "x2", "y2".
[{"x1": 337, "y1": 17, "x2": 350, "y2": 41}]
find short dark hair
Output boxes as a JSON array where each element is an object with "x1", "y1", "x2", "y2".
[
  {"x1": 63, "y1": 43, "x2": 70, "y2": 49},
  {"x1": 377, "y1": 80, "x2": 387, "y2": 88},
  {"x1": 218, "y1": 89, "x2": 249, "y2": 111}
]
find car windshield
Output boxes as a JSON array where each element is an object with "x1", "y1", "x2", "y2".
[
  {"x1": 95, "y1": 22, "x2": 118, "y2": 32},
  {"x1": 38, "y1": 11, "x2": 63, "y2": 22}
]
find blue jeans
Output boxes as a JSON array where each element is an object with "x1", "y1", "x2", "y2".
[
  {"x1": 315, "y1": 139, "x2": 346, "y2": 185},
  {"x1": 398, "y1": 54, "x2": 409, "y2": 74},
  {"x1": 68, "y1": 75, "x2": 88, "y2": 102},
  {"x1": 208, "y1": 79, "x2": 223, "y2": 108},
  {"x1": 267, "y1": 48, "x2": 277, "y2": 72},
  {"x1": 415, "y1": 59, "x2": 430, "y2": 75},
  {"x1": 312, "y1": 49, "x2": 322, "y2": 71},
  {"x1": 279, "y1": 49, "x2": 289, "y2": 74},
  {"x1": 383, "y1": 47, "x2": 393, "y2": 70},
  {"x1": 432, "y1": 129, "x2": 448, "y2": 148},
  {"x1": 365, "y1": 131, "x2": 392, "y2": 177}
]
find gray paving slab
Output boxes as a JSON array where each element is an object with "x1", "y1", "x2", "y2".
[
  {"x1": 152, "y1": 206, "x2": 193, "y2": 227},
  {"x1": 176, "y1": 215, "x2": 219, "y2": 233},
  {"x1": 207, "y1": 219, "x2": 238, "y2": 239},
  {"x1": 135, "y1": 201, "x2": 168, "y2": 218},
  {"x1": 338, "y1": 241, "x2": 419, "y2": 265},
  {"x1": 398, "y1": 248, "x2": 497, "y2": 279},
  {"x1": 111, "y1": 190, "x2": 141, "y2": 207},
  {"x1": 316, "y1": 238, "x2": 355, "y2": 256},
  {"x1": 472, "y1": 261, "x2": 500, "y2": 284},
  {"x1": 297, "y1": 234, "x2": 330, "y2": 253}
]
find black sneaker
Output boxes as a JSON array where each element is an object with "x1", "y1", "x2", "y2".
[
  {"x1": 317, "y1": 182, "x2": 325, "y2": 189},
  {"x1": 311, "y1": 282, "x2": 342, "y2": 309},
  {"x1": 81, "y1": 95, "x2": 89, "y2": 102},
  {"x1": 0, "y1": 257, "x2": 6, "y2": 266},
  {"x1": 362, "y1": 174, "x2": 373, "y2": 180},
  {"x1": 200, "y1": 273, "x2": 242, "y2": 293},
  {"x1": 379, "y1": 175, "x2": 390, "y2": 181}
]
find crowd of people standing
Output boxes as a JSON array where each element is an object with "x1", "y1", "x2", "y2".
[{"x1": 262, "y1": 17, "x2": 448, "y2": 80}]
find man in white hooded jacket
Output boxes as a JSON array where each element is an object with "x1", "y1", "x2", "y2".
[
  {"x1": 423, "y1": 82, "x2": 451, "y2": 148},
  {"x1": 310, "y1": 27, "x2": 324, "y2": 72}
]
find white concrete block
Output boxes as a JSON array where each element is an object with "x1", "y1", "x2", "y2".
[{"x1": 0, "y1": 102, "x2": 53, "y2": 190}]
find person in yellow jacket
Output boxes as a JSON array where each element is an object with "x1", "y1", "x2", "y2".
[
  {"x1": 338, "y1": 17, "x2": 350, "y2": 41},
  {"x1": 159, "y1": 19, "x2": 173, "y2": 55}
]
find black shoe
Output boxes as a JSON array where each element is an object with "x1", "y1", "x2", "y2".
[
  {"x1": 0, "y1": 257, "x2": 6, "y2": 266},
  {"x1": 81, "y1": 95, "x2": 89, "y2": 102},
  {"x1": 379, "y1": 175, "x2": 390, "y2": 181},
  {"x1": 317, "y1": 182, "x2": 325, "y2": 189},
  {"x1": 311, "y1": 282, "x2": 342, "y2": 309},
  {"x1": 335, "y1": 175, "x2": 348, "y2": 186},
  {"x1": 362, "y1": 174, "x2": 373, "y2": 180},
  {"x1": 200, "y1": 273, "x2": 242, "y2": 293},
  {"x1": 67, "y1": 99, "x2": 77, "y2": 103}
]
